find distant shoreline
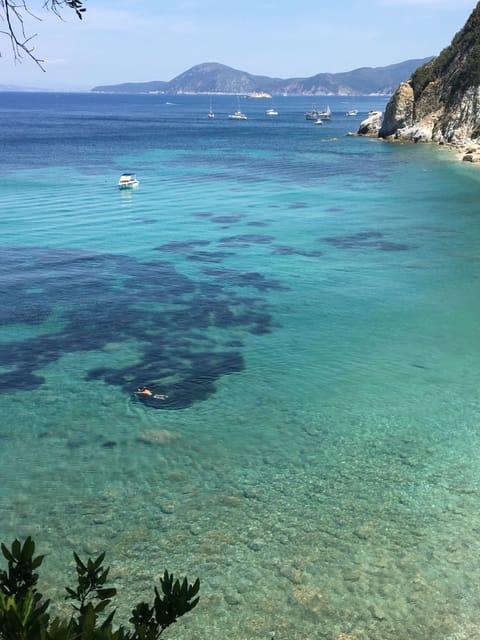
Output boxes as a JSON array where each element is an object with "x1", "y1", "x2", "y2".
[{"x1": 90, "y1": 90, "x2": 394, "y2": 97}]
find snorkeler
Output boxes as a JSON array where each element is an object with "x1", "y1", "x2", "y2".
[
  {"x1": 135, "y1": 386, "x2": 168, "y2": 400},
  {"x1": 136, "y1": 386, "x2": 153, "y2": 396}
]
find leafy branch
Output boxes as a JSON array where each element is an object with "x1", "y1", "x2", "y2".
[{"x1": 0, "y1": 537, "x2": 200, "y2": 640}]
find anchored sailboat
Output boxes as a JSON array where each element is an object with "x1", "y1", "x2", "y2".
[
  {"x1": 228, "y1": 95, "x2": 247, "y2": 120},
  {"x1": 318, "y1": 104, "x2": 331, "y2": 120},
  {"x1": 208, "y1": 97, "x2": 215, "y2": 119}
]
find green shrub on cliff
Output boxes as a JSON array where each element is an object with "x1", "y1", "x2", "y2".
[
  {"x1": 0, "y1": 537, "x2": 200, "y2": 640},
  {"x1": 411, "y1": 3, "x2": 480, "y2": 103}
]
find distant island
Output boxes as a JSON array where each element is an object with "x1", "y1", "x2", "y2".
[{"x1": 91, "y1": 59, "x2": 432, "y2": 96}]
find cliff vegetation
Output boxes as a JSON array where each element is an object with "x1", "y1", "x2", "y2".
[{"x1": 379, "y1": 2, "x2": 480, "y2": 151}]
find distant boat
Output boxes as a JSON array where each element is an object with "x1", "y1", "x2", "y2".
[
  {"x1": 228, "y1": 96, "x2": 247, "y2": 120},
  {"x1": 305, "y1": 103, "x2": 322, "y2": 120},
  {"x1": 346, "y1": 109, "x2": 358, "y2": 116},
  {"x1": 265, "y1": 107, "x2": 278, "y2": 116},
  {"x1": 314, "y1": 118, "x2": 323, "y2": 125},
  {"x1": 318, "y1": 105, "x2": 331, "y2": 120},
  {"x1": 228, "y1": 111, "x2": 247, "y2": 120},
  {"x1": 246, "y1": 91, "x2": 272, "y2": 98},
  {"x1": 208, "y1": 97, "x2": 215, "y2": 119},
  {"x1": 118, "y1": 173, "x2": 139, "y2": 189}
]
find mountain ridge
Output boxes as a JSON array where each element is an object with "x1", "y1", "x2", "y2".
[{"x1": 91, "y1": 59, "x2": 432, "y2": 96}]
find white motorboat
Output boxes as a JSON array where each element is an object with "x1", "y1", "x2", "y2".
[
  {"x1": 228, "y1": 96, "x2": 247, "y2": 120},
  {"x1": 118, "y1": 173, "x2": 139, "y2": 189},
  {"x1": 265, "y1": 107, "x2": 278, "y2": 116},
  {"x1": 228, "y1": 111, "x2": 247, "y2": 120},
  {"x1": 314, "y1": 118, "x2": 323, "y2": 125},
  {"x1": 346, "y1": 109, "x2": 358, "y2": 116}
]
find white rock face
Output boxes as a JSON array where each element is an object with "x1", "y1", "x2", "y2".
[
  {"x1": 367, "y1": 3, "x2": 480, "y2": 161},
  {"x1": 357, "y1": 111, "x2": 383, "y2": 136},
  {"x1": 441, "y1": 86, "x2": 480, "y2": 142},
  {"x1": 379, "y1": 82, "x2": 480, "y2": 145},
  {"x1": 379, "y1": 83, "x2": 414, "y2": 138}
]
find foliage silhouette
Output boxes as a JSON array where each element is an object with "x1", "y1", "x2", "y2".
[
  {"x1": 0, "y1": 1, "x2": 86, "y2": 68},
  {"x1": 0, "y1": 537, "x2": 199, "y2": 640}
]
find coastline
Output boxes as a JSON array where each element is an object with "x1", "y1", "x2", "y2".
[
  {"x1": 354, "y1": 111, "x2": 480, "y2": 165},
  {"x1": 450, "y1": 139, "x2": 480, "y2": 163}
]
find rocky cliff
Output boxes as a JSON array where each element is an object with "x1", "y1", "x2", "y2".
[{"x1": 379, "y1": 3, "x2": 480, "y2": 145}]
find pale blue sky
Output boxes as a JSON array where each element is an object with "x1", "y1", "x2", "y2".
[{"x1": 1, "y1": 0, "x2": 476, "y2": 91}]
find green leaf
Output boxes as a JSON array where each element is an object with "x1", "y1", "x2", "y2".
[
  {"x1": 23, "y1": 536, "x2": 35, "y2": 560},
  {"x1": 12, "y1": 539, "x2": 21, "y2": 559},
  {"x1": 73, "y1": 552, "x2": 86, "y2": 574},
  {"x1": 31, "y1": 554, "x2": 45, "y2": 570},
  {"x1": 188, "y1": 596, "x2": 200, "y2": 611},
  {"x1": 93, "y1": 552, "x2": 106, "y2": 569},
  {"x1": 96, "y1": 588, "x2": 117, "y2": 600},
  {"x1": 98, "y1": 568, "x2": 110, "y2": 585},
  {"x1": 1, "y1": 543, "x2": 14, "y2": 563},
  {"x1": 101, "y1": 609, "x2": 116, "y2": 630},
  {"x1": 65, "y1": 587, "x2": 78, "y2": 599},
  {"x1": 190, "y1": 578, "x2": 200, "y2": 597},
  {"x1": 94, "y1": 599, "x2": 110, "y2": 613}
]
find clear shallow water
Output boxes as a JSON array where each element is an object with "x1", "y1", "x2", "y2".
[{"x1": 2, "y1": 92, "x2": 480, "y2": 639}]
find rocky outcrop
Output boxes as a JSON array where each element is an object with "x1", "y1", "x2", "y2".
[
  {"x1": 357, "y1": 111, "x2": 383, "y2": 136},
  {"x1": 379, "y1": 83, "x2": 414, "y2": 137},
  {"x1": 379, "y1": 82, "x2": 480, "y2": 145},
  {"x1": 377, "y1": 2, "x2": 480, "y2": 151}
]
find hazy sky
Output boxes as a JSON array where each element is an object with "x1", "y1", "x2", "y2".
[{"x1": 0, "y1": 0, "x2": 476, "y2": 91}]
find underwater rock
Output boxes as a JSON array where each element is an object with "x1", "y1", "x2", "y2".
[
  {"x1": 291, "y1": 586, "x2": 328, "y2": 617},
  {"x1": 219, "y1": 494, "x2": 243, "y2": 507},
  {"x1": 353, "y1": 526, "x2": 371, "y2": 540},
  {"x1": 102, "y1": 342, "x2": 124, "y2": 352},
  {"x1": 101, "y1": 440, "x2": 117, "y2": 448},
  {"x1": 224, "y1": 590, "x2": 243, "y2": 606},
  {"x1": 279, "y1": 565, "x2": 305, "y2": 585},
  {"x1": 247, "y1": 538, "x2": 264, "y2": 552},
  {"x1": 370, "y1": 605, "x2": 386, "y2": 621},
  {"x1": 136, "y1": 429, "x2": 181, "y2": 445},
  {"x1": 189, "y1": 524, "x2": 201, "y2": 536},
  {"x1": 159, "y1": 502, "x2": 175, "y2": 514},
  {"x1": 82, "y1": 540, "x2": 102, "y2": 556},
  {"x1": 92, "y1": 513, "x2": 112, "y2": 524}
]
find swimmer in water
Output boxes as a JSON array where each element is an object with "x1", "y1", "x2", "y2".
[
  {"x1": 135, "y1": 387, "x2": 168, "y2": 400},
  {"x1": 136, "y1": 386, "x2": 153, "y2": 396}
]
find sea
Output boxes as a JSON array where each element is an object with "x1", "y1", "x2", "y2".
[{"x1": 1, "y1": 91, "x2": 480, "y2": 640}]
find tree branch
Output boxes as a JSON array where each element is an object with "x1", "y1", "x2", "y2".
[{"x1": 0, "y1": 0, "x2": 86, "y2": 68}]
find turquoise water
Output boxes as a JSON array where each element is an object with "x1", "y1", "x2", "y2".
[{"x1": 2, "y1": 92, "x2": 480, "y2": 639}]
